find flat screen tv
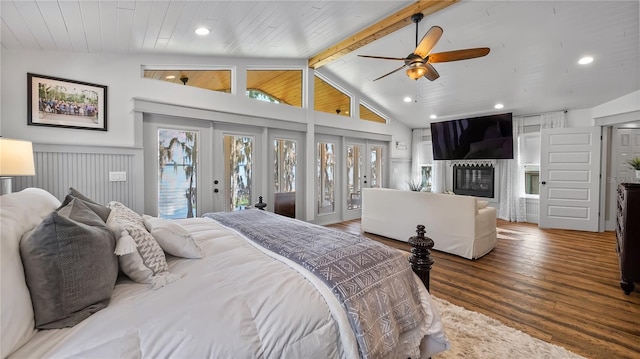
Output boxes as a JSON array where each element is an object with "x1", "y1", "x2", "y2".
[{"x1": 430, "y1": 113, "x2": 514, "y2": 160}]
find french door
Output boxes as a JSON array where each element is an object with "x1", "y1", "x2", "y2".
[
  {"x1": 343, "y1": 139, "x2": 386, "y2": 220},
  {"x1": 268, "y1": 129, "x2": 304, "y2": 219},
  {"x1": 143, "y1": 114, "x2": 261, "y2": 217}
]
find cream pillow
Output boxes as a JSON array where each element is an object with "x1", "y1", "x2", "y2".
[
  {"x1": 142, "y1": 215, "x2": 203, "y2": 259},
  {"x1": 476, "y1": 200, "x2": 489, "y2": 209},
  {"x1": 107, "y1": 202, "x2": 179, "y2": 289}
]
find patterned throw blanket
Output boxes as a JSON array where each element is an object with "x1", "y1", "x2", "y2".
[{"x1": 204, "y1": 210, "x2": 426, "y2": 359}]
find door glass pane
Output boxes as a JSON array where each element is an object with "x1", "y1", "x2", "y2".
[
  {"x1": 347, "y1": 144, "x2": 363, "y2": 210},
  {"x1": 224, "y1": 135, "x2": 253, "y2": 211},
  {"x1": 317, "y1": 142, "x2": 336, "y2": 215},
  {"x1": 274, "y1": 139, "x2": 296, "y2": 218},
  {"x1": 370, "y1": 146, "x2": 383, "y2": 188},
  {"x1": 158, "y1": 128, "x2": 198, "y2": 219}
]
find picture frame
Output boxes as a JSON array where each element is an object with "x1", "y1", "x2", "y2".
[{"x1": 27, "y1": 73, "x2": 107, "y2": 131}]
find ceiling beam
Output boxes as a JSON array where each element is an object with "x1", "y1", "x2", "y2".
[{"x1": 308, "y1": 0, "x2": 460, "y2": 69}]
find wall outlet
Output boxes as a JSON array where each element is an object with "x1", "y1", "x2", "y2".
[{"x1": 109, "y1": 171, "x2": 127, "y2": 182}]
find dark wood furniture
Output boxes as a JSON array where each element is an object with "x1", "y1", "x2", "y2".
[
  {"x1": 408, "y1": 224, "x2": 434, "y2": 291},
  {"x1": 616, "y1": 183, "x2": 640, "y2": 295}
]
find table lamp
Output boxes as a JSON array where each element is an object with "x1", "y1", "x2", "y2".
[{"x1": 0, "y1": 138, "x2": 36, "y2": 195}]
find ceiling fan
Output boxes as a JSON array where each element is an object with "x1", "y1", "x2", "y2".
[{"x1": 358, "y1": 13, "x2": 490, "y2": 82}]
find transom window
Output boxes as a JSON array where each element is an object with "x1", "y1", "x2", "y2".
[
  {"x1": 246, "y1": 69, "x2": 302, "y2": 107},
  {"x1": 143, "y1": 69, "x2": 231, "y2": 93},
  {"x1": 359, "y1": 102, "x2": 387, "y2": 124},
  {"x1": 314, "y1": 75, "x2": 351, "y2": 117}
]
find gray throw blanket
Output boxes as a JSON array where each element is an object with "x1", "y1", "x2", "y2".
[{"x1": 204, "y1": 210, "x2": 426, "y2": 359}]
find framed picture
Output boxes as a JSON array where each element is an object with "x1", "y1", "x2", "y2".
[{"x1": 27, "y1": 73, "x2": 107, "y2": 131}]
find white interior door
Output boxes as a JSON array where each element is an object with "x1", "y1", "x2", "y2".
[{"x1": 539, "y1": 127, "x2": 601, "y2": 231}]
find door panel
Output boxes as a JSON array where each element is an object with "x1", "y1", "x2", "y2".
[
  {"x1": 143, "y1": 115, "x2": 213, "y2": 217},
  {"x1": 212, "y1": 124, "x2": 262, "y2": 212},
  {"x1": 269, "y1": 129, "x2": 304, "y2": 219},
  {"x1": 315, "y1": 135, "x2": 341, "y2": 224},
  {"x1": 539, "y1": 127, "x2": 601, "y2": 231}
]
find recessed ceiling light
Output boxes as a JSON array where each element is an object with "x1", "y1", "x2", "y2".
[
  {"x1": 430, "y1": 114, "x2": 437, "y2": 119},
  {"x1": 578, "y1": 56, "x2": 593, "y2": 65},
  {"x1": 165, "y1": 75, "x2": 176, "y2": 79},
  {"x1": 494, "y1": 103, "x2": 504, "y2": 109},
  {"x1": 195, "y1": 27, "x2": 210, "y2": 35},
  {"x1": 404, "y1": 96, "x2": 412, "y2": 103}
]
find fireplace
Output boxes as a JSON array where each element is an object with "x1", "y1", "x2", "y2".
[{"x1": 453, "y1": 164, "x2": 495, "y2": 198}]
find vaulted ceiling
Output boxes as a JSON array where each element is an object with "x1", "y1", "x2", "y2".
[{"x1": 1, "y1": 0, "x2": 638, "y2": 129}]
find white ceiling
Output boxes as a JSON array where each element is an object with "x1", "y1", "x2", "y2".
[{"x1": 2, "y1": 0, "x2": 639, "y2": 129}]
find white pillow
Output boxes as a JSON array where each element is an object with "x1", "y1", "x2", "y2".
[
  {"x1": 143, "y1": 215, "x2": 203, "y2": 259},
  {"x1": 107, "y1": 202, "x2": 179, "y2": 289},
  {"x1": 476, "y1": 200, "x2": 489, "y2": 209},
  {"x1": 1, "y1": 188, "x2": 61, "y2": 358}
]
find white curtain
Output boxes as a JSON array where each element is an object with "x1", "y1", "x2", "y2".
[
  {"x1": 411, "y1": 129, "x2": 423, "y2": 185},
  {"x1": 498, "y1": 116, "x2": 527, "y2": 222},
  {"x1": 432, "y1": 160, "x2": 447, "y2": 193},
  {"x1": 540, "y1": 111, "x2": 567, "y2": 129}
]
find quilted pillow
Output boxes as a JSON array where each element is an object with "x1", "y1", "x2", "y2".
[
  {"x1": 20, "y1": 198, "x2": 118, "y2": 329},
  {"x1": 143, "y1": 215, "x2": 203, "y2": 259},
  {"x1": 107, "y1": 201, "x2": 179, "y2": 289}
]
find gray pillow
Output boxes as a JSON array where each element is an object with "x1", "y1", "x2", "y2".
[
  {"x1": 20, "y1": 198, "x2": 118, "y2": 329},
  {"x1": 59, "y1": 187, "x2": 111, "y2": 222}
]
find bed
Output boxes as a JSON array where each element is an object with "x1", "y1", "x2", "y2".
[{"x1": 1, "y1": 187, "x2": 449, "y2": 359}]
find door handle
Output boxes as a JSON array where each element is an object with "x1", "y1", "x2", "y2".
[
  {"x1": 541, "y1": 181, "x2": 546, "y2": 185},
  {"x1": 214, "y1": 189, "x2": 219, "y2": 193}
]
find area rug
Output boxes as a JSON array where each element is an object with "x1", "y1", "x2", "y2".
[
  {"x1": 432, "y1": 297, "x2": 586, "y2": 359},
  {"x1": 496, "y1": 227, "x2": 529, "y2": 240}
]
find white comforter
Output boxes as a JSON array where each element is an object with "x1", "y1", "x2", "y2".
[{"x1": 9, "y1": 218, "x2": 448, "y2": 359}]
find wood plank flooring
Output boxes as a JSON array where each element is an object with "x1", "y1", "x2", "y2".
[{"x1": 326, "y1": 219, "x2": 640, "y2": 359}]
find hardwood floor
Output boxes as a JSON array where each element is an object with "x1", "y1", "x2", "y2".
[{"x1": 326, "y1": 219, "x2": 640, "y2": 359}]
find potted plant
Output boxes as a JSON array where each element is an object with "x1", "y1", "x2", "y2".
[{"x1": 628, "y1": 157, "x2": 640, "y2": 180}]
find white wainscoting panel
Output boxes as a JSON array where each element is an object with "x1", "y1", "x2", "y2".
[
  {"x1": 12, "y1": 144, "x2": 144, "y2": 213},
  {"x1": 526, "y1": 197, "x2": 540, "y2": 224}
]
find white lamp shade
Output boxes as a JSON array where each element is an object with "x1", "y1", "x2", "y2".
[{"x1": 0, "y1": 138, "x2": 36, "y2": 176}]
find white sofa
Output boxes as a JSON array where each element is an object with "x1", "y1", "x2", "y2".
[{"x1": 361, "y1": 188, "x2": 497, "y2": 259}]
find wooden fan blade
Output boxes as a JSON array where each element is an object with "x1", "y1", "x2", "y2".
[
  {"x1": 415, "y1": 26, "x2": 443, "y2": 58},
  {"x1": 372, "y1": 64, "x2": 407, "y2": 81},
  {"x1": 424, "y1": 63, "x2": 440, "y2": 81},
  {"x1": 358, "y1": 55, "x2": 407, "y2": 61},
  {"x1": 428, "y1": 48, "x2": 490, "y2": 63}
]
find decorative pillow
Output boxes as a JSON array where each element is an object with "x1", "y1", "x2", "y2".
[
  {"x1": 143, "y1": 215, "x2": 203, "y2": 259},
  {"x1": 60, "y1": 187, "x2": 111, "y2": 222},
  {"x1": 20, "y1": 198, "x2": 118, "y2": 329},
  {"x1": 107, "y1": 201, "x2": 179, "y2": 289},
  {"x1": 476, "y1": 200, "x2": 489, "y2": 209}
]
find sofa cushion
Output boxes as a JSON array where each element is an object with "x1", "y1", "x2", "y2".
[
  {"x1": 143, "y1": 215, "x2": 203, "y2": 258},
  {"x1": 1, "y1": 188, "x2": 61, "y2": 357},
  {"x1": 20, "y1": 198, "x2": 118, "y2": 329}
]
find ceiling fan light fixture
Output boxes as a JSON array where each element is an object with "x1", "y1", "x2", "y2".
[{"x1": 406, "y1": 63, "x2": 427, "y2": 80}]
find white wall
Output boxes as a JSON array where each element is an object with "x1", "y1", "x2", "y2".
[
  {"x1": 0, "y1": 49, "x2": 412, "y2": 156},
  {"x1": 1, "y1": 49, "x2": 412, "y2": 223}
]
